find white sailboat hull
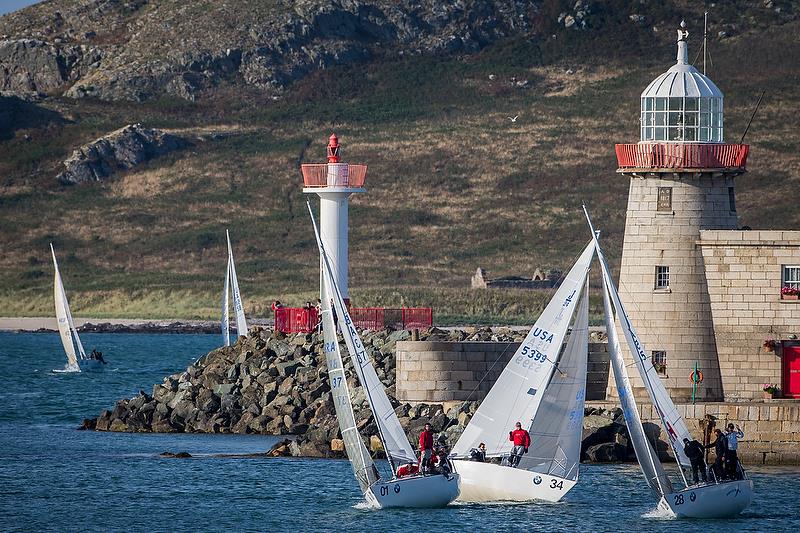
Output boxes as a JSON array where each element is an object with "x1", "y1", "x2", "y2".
[
  {"x1": 659, "y1": 479, "x2": 754, "y2": 518},
  {"x1": 453, "y1": 460, "x2": 576, "y2": 502},
  {"x1": 79, "y1": 359, "x2": 105, "y2": 371},
  {"x1": 365, "y1": 474, "x2": 460, "y2": 508}
]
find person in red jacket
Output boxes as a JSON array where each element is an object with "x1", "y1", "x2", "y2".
[
  {"x1": 508, "y1": 421, "x2": 531, "y2": 468},
  {"x1": 419, "y1": 422, "x2": 434, "y2": 474}
]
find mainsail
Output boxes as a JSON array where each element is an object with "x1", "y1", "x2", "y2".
[
  {"x1": 226, "y1": 230, "x2": 248, "y2": 337},
  {"x1": 320, "y1": 292, "x2": 379, "y2": 492},
  {"x1": 51, "y1": 244, "x2": 82, "y2": 370},
  {"x1": 601, "y1": 268, "x2": 674, "y2": 498},
  {"x1": 309, "y1": 203, "x2": 418, "y2": 468},
  {"x1": 585, "y1": 209, "x2": 691, "y2": 469},
  {"x1": 221, "y1": 255, "x2": 231, "y2": 347},
  {"x1": 521, "y1": 280, "x2": 589, "y2": 481},
  {"x1": 452, "y1": 241, "x2": 595, "y2": 458}
]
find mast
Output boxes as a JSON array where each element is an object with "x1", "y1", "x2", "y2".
[
  {"x1": 221, "y1": 255, "x2": 230, "y2": 347},
  {"x1": 226, "y1": 230, "x2": 248, "y2": 337},
  {"x1": 308, "y1": 202, "x2": 408, "y2": 474},
  {"x1": 585, "y1": 206, "x2": 689, "y2": 488}
]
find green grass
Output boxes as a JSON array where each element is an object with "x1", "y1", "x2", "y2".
[{"x1": 0, "y1": 17, "x2": 799, "y2": 322}]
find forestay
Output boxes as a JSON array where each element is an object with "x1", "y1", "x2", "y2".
[
  {"x1": 586, "y1": 212, "x2": 691, "y2": 469},
  {"x1": 221, "y1": 256, "x2": 230, "y2": 347},
  {"x1": 601, "y1": 269, "x2": 673, "y2": 498},
  {"x1": 51, "y1": 244, "x2": 79, "y2": 370},
  {"x1": 520, "y1": 281, "x2": 589, "y2": 480},
  {"x1": 226, "y1": 230, "x2": 248, "y2": 337},
  {"x1": 453, "y1": 241, "x2": 595, "y2": 458},
  {"x1": 320, "y1": 291, "x2": 379, "y2": 492},
  {"x1": 311, "y1": 240, "x2": 417, "y2": 467}
]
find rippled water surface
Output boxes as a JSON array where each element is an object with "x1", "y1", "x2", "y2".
[{"x1": 0, "y1": 332, "x2": 798, "y2": 532}]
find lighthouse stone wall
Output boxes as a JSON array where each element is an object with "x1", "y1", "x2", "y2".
[{"x1": 610, "y1": 171, "x2": 739, "y2": 403}]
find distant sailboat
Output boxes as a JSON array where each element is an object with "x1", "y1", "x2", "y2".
[
  {"x1": 308, "y1": 202, "x2": 460, "y2": 508},
  {"x1": 451, "y1": 240, "x2": 594, "y2": 502},
  {"x1": 51, "y1": 244, "x2": 103, "y2": 372},
  {"x1": 222, "y1": 230, "x2": 248, "y2": 346},
  {"x1": 584, "y1": 206, "x2": 753, "y2": 518}
]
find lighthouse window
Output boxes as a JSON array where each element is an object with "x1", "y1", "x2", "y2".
[
  {"x1": 655, "y1": 266, "x2": 670, "y2": 290},
  {"x1": 641, "y1": 96, "x2": 723, "y2": 143},
  {"x1": 652, "y1": 351, "x2": 667, "y2": 374}
]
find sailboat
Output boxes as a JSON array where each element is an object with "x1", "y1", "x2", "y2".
[
  {"x1": 584, "y1": 206, "x2": 753, "y2": 518},
  {"x1": 308, "y1": 202, "x2": 459, "y2": 508},
  {"x1": 51, "y1": 244, "x2": 103, "y2": 372},
  {"x1": 450, "y1": 240, "x2": 595, "y2": 502},
  {"x1": 222, "y1": 229, "x2": 248, "y2": 346}
]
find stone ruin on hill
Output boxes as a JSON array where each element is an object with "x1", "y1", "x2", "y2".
[{"x1": 471, "y1": 267, "x2": 563, "y2": 289}]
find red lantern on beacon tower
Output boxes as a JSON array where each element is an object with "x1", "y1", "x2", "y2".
[{"x1": 301, "y1": 134, "x2": 367, "y2": 305}]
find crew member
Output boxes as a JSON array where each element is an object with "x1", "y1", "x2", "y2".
[
  {"x1": 508, "y1": 421, "x2": 531, "y2": 468},
  {"x1": 725, "y1": 423, "x2": 744, "y2": 480},
  {"x1": 705, "y1": 428, "x2": 728, "y2": 480},
  {"x1": 419, "y1": 422, "x2": 434, "y2": 474},
  {"x1": 682, "y1": 437, "x2": 707, "y2": 484}
]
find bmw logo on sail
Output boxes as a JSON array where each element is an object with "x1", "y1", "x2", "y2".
[{"x1": 533, "y1": 475, "x2": 542, "y2": 485}]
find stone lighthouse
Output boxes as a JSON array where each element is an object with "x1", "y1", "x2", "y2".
[
  {"x1": 301, "y1": 134, "x2": 367, "y2": 304},
  {"x1": 611, "y1": 22, "x2": 749, "y2": 402}
]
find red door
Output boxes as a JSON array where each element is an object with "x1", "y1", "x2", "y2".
[{"x1": 783, "y1": 345, "x2": 800, "y2": 398}]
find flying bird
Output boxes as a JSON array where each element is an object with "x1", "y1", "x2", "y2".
[{"x1": 508, "y1": 115, "x2": 519, "y2": 123}]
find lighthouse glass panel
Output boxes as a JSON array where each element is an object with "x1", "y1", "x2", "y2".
[{"x1": 641, "y1": 96, "x2": 723, "y2": 143}]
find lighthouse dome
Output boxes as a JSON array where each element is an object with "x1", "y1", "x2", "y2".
[{"x1": 639, "y1": 22, "x2": 724, "y2": 143}]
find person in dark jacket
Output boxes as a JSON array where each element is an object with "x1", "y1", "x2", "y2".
[
  {"x1": 470, "y1": 442, "x2": 487, "y2": 463},
  {"x1": 706, "y1": 428, "x2": 728, "y2": 480},
  {"x1": 682, "y1": 437, "x2": 707, "y2": 484}
]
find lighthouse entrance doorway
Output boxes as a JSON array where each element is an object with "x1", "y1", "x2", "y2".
[{"x1": 782, "y1": 345, "x2": 800, "y2": 398}]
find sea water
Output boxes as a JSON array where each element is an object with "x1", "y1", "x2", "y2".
[{"x1": 0, "y1": 331, "x2": 797, "y2": 532}]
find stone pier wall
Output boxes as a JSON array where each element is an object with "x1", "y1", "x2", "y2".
[
  {"x1": 396, "y1": 341, "x2": 611, "y2": 403},
  {"x1": 588, "y1": 400, "x2": 800, "y2": 465}
]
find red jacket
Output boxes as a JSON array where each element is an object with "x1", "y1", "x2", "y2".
[
  {"x1": 419, "y1": 429, "x2": 434, "y2": 450},
  {"x1": 510, "y1": 428, "x2": 531, "y2": 447}
]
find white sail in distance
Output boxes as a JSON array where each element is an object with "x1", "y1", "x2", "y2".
[
  {"x1": 520, "y1": 280, "x2": 589, "y2": 480},
  {"x1": 51, "y1": 244, "x2": 80, "y2": 371},
  {"x1": 226, "y1": 230, "x2": 248, "y2": 337},
  {"x1": 601, "y1": 268, "x2": 674, "y2": 498},
  {"x1": 320, "y1": 287, "x2": 379, "y2": 492},
  {"x1": 221, "y1": 255, "x2": 230, "y2": 347},
  {"x1": 453, "y1": 240, "x2": 595, "y2": 458},
  {"x1": 584, "y1": 207, "x2": 691, "y2": 469},
  {"x1": 308, "y1": 202, "x2": 418, "y2": 468}
]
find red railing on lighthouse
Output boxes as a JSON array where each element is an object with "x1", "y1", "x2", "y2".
[
  {"x1": 615, "y1": 143, "x2": 749, "y2": 170},
  {"x1": 301, "y1": 164, "x2": 368, "y2": 188}
]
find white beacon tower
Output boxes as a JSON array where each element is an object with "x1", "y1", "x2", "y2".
[{"x1": 301, "y1": 134, "x2": 367, "y2": 304}]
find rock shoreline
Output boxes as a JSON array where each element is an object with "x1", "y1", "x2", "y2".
[{"x1": 88, "y1": 327, "x2": 672, "y2": 463}]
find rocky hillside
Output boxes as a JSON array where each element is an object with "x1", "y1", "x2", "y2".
[
  {"x1": 86, "y1": 327, "x2": 670, "y2": 462},
  {"x1": 1, "y1": 1, "x2": 795, "y2": 102},
  {"x1": 0, "y1": 0, "x2": 541, "y2": 102},
  {"x1": 1, "y1": 1, "x2": 798, "y2": 320}
]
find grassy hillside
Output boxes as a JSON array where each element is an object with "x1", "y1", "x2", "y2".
[{"x1": 1, "y1": 8, "x2": 799, "y2": 322}]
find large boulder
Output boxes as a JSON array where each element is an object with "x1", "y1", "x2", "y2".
[
  {"x1": 585, "y1": 442, "x2": 627, "y2": 462},
  {"x1": 56, "y1": 124, "x2": 188, "y2": 184}
]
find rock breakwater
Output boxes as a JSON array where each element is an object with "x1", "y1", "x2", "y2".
[{"x1": 90, "y1": 327, "x2": 670, "y2": 462}]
